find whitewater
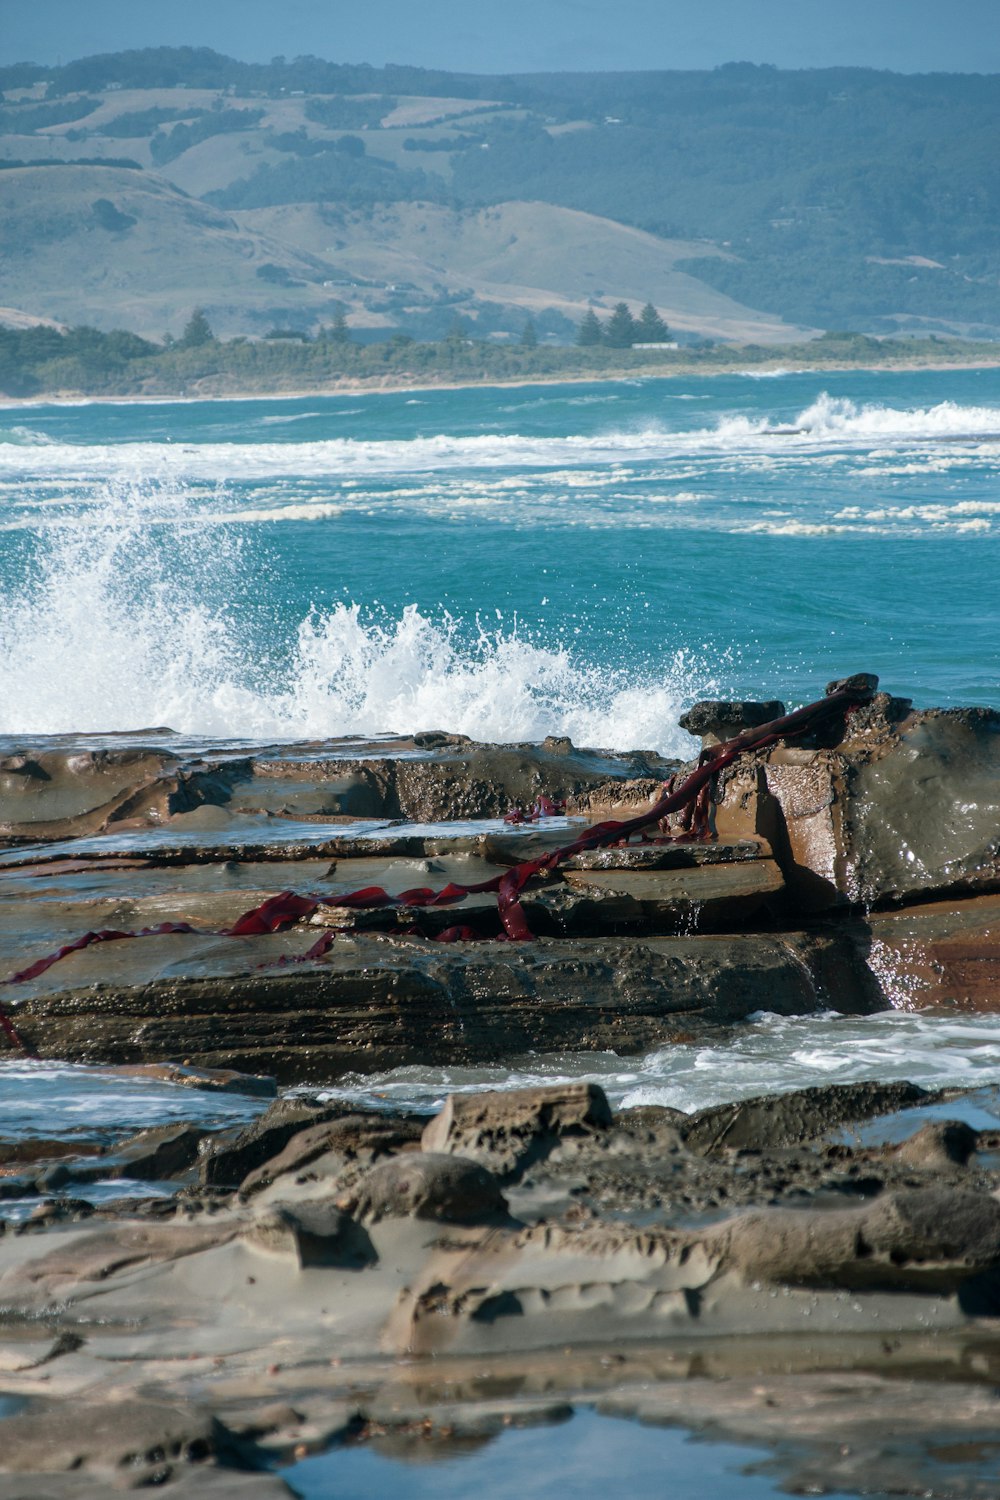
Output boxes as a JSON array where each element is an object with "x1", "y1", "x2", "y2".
[
  {"x1": 1, "y1": 366, "x2": 998, "y2": 747},
  {"x1": 1, "y1": 365, "x2": 999, "y2": 1127}
]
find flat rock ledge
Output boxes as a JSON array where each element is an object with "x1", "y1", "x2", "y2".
[{"x1": 1, "y1": 696, "x2": 998, "y2": 1071}]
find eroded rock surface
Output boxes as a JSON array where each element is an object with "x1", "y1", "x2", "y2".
[{"x1": 2, "y1": 1080, "x2": 1000, "y2": 1495}]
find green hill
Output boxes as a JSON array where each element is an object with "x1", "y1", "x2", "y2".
[{"x1": 1, "y1": 48, "x2": 997, "y2": 342}]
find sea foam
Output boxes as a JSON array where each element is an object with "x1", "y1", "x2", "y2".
[
  {"x1": 2, "y1": 395, "x2": 999, "y2": 488},
  {"x1": 0, "y1": 480, "x2": 716, "y2": 750}
]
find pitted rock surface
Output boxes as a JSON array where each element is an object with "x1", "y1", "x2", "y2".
[{"x1": 422, "y1": 1082, "x2": 613, "y2": 1181}]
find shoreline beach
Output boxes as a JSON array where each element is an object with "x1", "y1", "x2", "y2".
[{"x1": 4, "y1": 353, "x2": 1000, "y2": 409}]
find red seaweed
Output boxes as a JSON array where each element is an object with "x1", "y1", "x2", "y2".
[{"x1": 0, "y1": 678, "x2": 875, "y2": 1054}]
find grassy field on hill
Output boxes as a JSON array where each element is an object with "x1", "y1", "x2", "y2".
[{"x1": 0, "y1": 48, "x2": 997, "y2": 347}]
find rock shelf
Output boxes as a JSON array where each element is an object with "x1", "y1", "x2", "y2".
[
  {"x1": 1, "y1": 1078, "x2": 1000, "y2": 1494},
  {"x1": 1, "y1": 689, "x2": 998, "y2": 1071},
  {"x1": 2, "y1": 686, "x2": 999, "y2": 1494}
]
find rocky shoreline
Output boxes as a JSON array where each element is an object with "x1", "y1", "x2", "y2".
[
  {"x1": 3, "y1": 1075, "x2": 1000, "y2": 1495},
  {"x1": 1, "y1": 679, "x2": 999, "y2": 1495}
]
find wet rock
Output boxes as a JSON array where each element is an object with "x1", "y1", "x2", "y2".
[
  {"x1": 825, "y1": 671, "x2": 880, "y2": 698},
  {"x1": 864, "y1": 892, "x2": 1000, "y2": 1010},
  {"x1": 0, "y1": 737, "x2": 672, "y2": 848},
  {"x1": 678, "y1": 700, "x2": 786, "y2": 745},
  {"x1": 598, "y1": 1371, "x2": 1000, "y2": 1500},
  {"x1": 33, "y1": 1163, "x2": 77, "y2": 1192},
  {"x1": 0, "y1": 747, "x2": 180, "y2": 843},
  {"x1": 564, "y1": 778, "x2": 667, "y2": 818},
  {"x1": 562, "y1": 858, "x2": 785, "y2": 931},
  {"x1": 0, "y1": 1137, "x2": 94, "y2": 1168},
  {"x1": 199, "y1": 1100, "x2": 349, "y2": 1188},
  {"x1": 100, "y1": 1124, "x2": 206, "y2": 1181},
  {"x1": 27, "y1": 1126, "x2": 207, "y2": 1192},
  {"x1": 110, "y1": 1062, "x2": 277, "y2": 1098},
  {"x1": 422, "y1": 1083, "x2": 613, "y2": 1181},
  {"x1": 20, "y1": 1199, "x2": 95, "y2": 1227},
  {"x1": 714, "y1": 707, "x2": 1000, "y2": 911},
  {"x1": 563, "y1": 840, "x2": 769, "y2": 871},
  {"x1": 682, "y1": 1081, "x2": 936, "y2": 1154},
  {"x1": 242, "y1": 1202, "x2": 376, "y2": 1267},
  {"x1": 340, "y1": 1152, "x2": 508, "y2": 1225},
  {"x1": 14, "y1": 930, "x2": 877, "y2": 1081}
]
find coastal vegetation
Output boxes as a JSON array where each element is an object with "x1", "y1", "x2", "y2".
[{"x1": 0, "y1": 318, "x2": 992, "y2": 400}]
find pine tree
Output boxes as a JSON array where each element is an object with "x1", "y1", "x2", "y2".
[
  {"x1": 636, "y1": 302, "x2": 671, "y2": 342},
  {"x1": 604, "y1": 302, "x2": 637, "y2": 348},
  {"x1": 179, "y1": 308, "x2": 213, "y2": 347},
  {"x1": 327, "y1": 309, "x2": 350, "y2": 344},
  {"x1": 577, "y1": 308, "x2": 603, "y2": 346},
  {"x1": 519, "y1": 317, "x2": 538, "y2": 349}
]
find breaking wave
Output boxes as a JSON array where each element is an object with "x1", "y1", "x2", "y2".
[
  {"x1": 713, "y1": 391, "x2": 1000, "y2": 445},
  {"x1": 0, "y1": 480, "x2": 717, "y2": 749},
  {"x1": 315, "y1": 1010, "x2": 1000, "y2": 1115},
  {"x1": 2, "y1": 394, "x2": 999, "y2": 489}
]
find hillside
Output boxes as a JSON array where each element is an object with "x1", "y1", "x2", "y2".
[
  {"x1": 0, "y1": 165, "x2": 345, "y2": 337},
  {"x1": 0, "y1": 48, "x2": 998, "y2": 343},
  {"x1": 233, "y1": 202, "x2": 808, "y2": 343}
]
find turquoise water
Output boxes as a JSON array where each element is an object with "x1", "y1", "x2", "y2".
[
  {"x1": 1, "y1": 367, "x2": 998, "y2": 747},
  {"x1": 0, "y1": 374, "x2": 998, "y2": 1496},
  {"x1": 1, "y1": 365, "x2": 1000, "y2": 1127}
]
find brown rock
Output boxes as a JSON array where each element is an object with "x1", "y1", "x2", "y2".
[
  {"x1": 678, "y1": 700, "x2": 786, "y2": 745},
  {"x1": 238, "y1": 1114, "x2": 422, "y2": 1198},
  {"x1": 718, "y1": 1188, "x2": 1000, "y2": 1293},
  {"x1": 421, "y1": 1083, "x2": 613, "y2": 1180},
  {"x1": 893, "y1": 1120, "x2": 979, "y2": 1168},
  {"x1": 713, "y1": 708, "x2": 1000, "y2": 911},
  {"x1": 110, "y1": 1062, "x2": 277, "y2": 1098},
  {"x1": 682, "y1": 1081, "x2": 936, "y2": 1154},
  {"x1": 14, "y1": 931, "x2": 878, "y2": 1081},
  {"x1": 200, "y1": 1101, "x2": 348, "y2": 1188},
  {"x1": 562, "y1": 858, "x2": 785, "y2": 931},
  {"x1": 864, "y1": 892, "x2": 1000, "y2": 1010},
  {"x1": 101, "y1": 1124, "x2": 206, "y2": 1181}
]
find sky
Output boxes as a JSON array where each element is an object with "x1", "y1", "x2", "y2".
[{"x1": 2, "y1": 0, "x2": 998, "y2": 75}]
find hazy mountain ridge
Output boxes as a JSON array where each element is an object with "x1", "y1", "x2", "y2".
[{"x1": 0, "y1": 47, "x2": 997, "y2": 342}]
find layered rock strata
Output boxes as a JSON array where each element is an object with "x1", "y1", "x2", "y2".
[{"x1": 1, "y1": 687, "x2": 998, "y2": 1070}]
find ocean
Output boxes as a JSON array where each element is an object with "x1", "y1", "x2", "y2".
[{"x1": 1, "y1": 364, "x2": 999, "y2": 1133}]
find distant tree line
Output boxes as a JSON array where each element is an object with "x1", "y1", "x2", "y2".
[
  {"x1": 205, "y1": 147, "x2": 447, "y2": 212},
  {"x1": 149, "y1": 107, "x2": 264, "y2": 165},
  {"x1": 578, "y1": 303, "x2": 672, "y2": 347},
  {"x1": 10, "y1": 46, "x2": 504, "y2": 103},
  {"x1": 0, "y1": 157, "x2": 142, "y2": 171},
  {"x1": 0, "y1": 310, "x2": 974, "y2": 401},
  {"x1": 0, "y1": 96, "x2": 101, "y2": 133},
  {"x1": 304, "y1": 96, "x2": 395, "y2": 130}
]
